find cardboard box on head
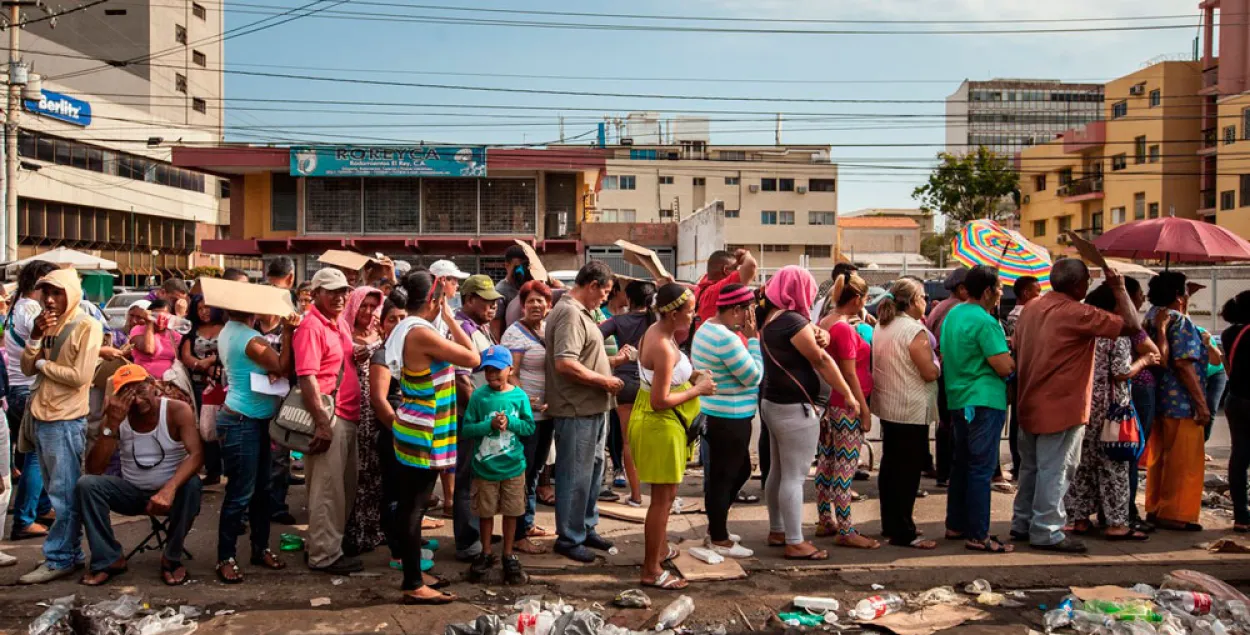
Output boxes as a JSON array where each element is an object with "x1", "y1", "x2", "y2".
[
  {"x1": 200, "y1": 277, "x2": 296, "y2": 317},
  {"x1": 318, "y1": 249, "x2": 375, "y2": 273},
  {"x1": 512, "y1": 239, "x2": 548, "y2": 284},
  {"x1": 614, "y1": 239, "x2": 673, "y2": 282}
]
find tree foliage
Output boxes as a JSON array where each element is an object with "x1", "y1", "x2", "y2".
[{"x1": 912, "y1": 147, "x2": 1020, "y2": 226}]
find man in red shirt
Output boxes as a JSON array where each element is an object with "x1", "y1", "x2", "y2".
[{"x1": 693, "y1": 249, "x2": 758, "y2": 337}]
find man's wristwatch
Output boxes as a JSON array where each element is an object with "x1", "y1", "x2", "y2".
[{"x1": 101, "y1": 426, "x2": 115, "y2": 437}]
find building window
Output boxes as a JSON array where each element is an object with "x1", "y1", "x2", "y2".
[
  {"x1": 692, "y1": 177, "x2": 706, "y2": 186},
  {"x1": 725, "y1": 176, "x2": 739, "y2": 185},
  {"x1": 175, "y1": 73, "x2": 186, "y2": 93},
  {"x1": 1244, "y1": 109, "x2": 1250, "y2": 140},
  {"x1": 1227, "y1": 125, "x2": 1238, "y2": 145},
  {"x1": 779, "y1": 211, "x2": 795, "y2": 225},
  {"x1": 1112, "y1": 154, "x2": 1127, "y2": 171},
  {"x1": 629, "y1": 149, "x2": 657, "y2": 160},
  {"x1": 761, "y1": 178, "x2": 777, "y2": 192},
  {"x1": 719, "y1": 150, "x2": 746, "y2": 161},
  {"x1": 1134, "y1": 192, "x2": 1146, "y2": 219},
  {"x1": 1058, "y1": 169, "x2": 1073, "y2": 186},
  {"x1": 1034, "y1": 174, "x2": 1046, "y2": 191},
  {"x1": 192, "y1": 2, "x2": 206, "y2": 18},
  {"x1": 17, "y1": 129, "x2": 204, "y2": 193},
  {"x1": 778, "y1": 178, "x2": 795, "y2": 192},
  {"x1": 270, "y1": 173, "x2": 297, "y2": 231},
  {"x1": 1032, "y1": 219, "x2": 1046, "y2": 237},
  {"x1": 1149, "y1": 89, "x2": 1161, "y2": 107},
  {"x1": 1148, "y1": 202, "x2": 1160, "y2": 218},
  {"x1": 804, "y1": 245, "x2": 832, "y2": 258},
  {"x1": 658, "y1": 176, "x2": 673, "y2": 185},
  {"x1": 1134, "y1": 136, "x2": 1147, "y2": 164},
  {"x1": 600, "y1": 209, "x2": 636, "y2": 223},
  {"x1": 192, "y1": 50, "x2": 206, "y2": 66},
  {"x1": 191, "y1": 98, "x2": 206, "y2": 113},
  {"x1": 761, "y1": 211, "x2": 777, "y2": 225},
  {"x1": 725, "y1": 209, "x2": 739, "y2": 218},
  {"x1": 1058, "y1": 215, "x2": 1072, "y2": 233},
  {"x1": 1241, "y1": 175, "x2": 1250, "y2": 207},
  {"x1": 1091, "y1": 212, "x2": 1104, "y2": 234},
  {"x1": 761, "y1": 244, "x2": 790, "y2": 252},
  {"x1": 1112, "y1": 100, "x2": 1128, "y2": 119},
  {"x1": 602, "y1": 175, "x2": 636, "y2": 190},
  {"x1": 1111, "y1": 207, "x2": 1126, "y2": 224},
  {"x1": 809, "y1": 211, "x2": 835, "y2": 225},
  {"x1": 1222, "y1": 191, "x2": 1236, "y2": 210},
  {"x1": 659, "y1": 209, "x2": 674, "y2": 220},
  {"x1": 809, "y1": 178, "x2": 836, "y2": 192},
  {"x1": 219, "y1": 179, "x2": 230, "y2": 199},
  {"x1": 1149, "y1": 145, "x2": 1160, "y2": 163},
  {"x1": 175, "y1": 24, "x2": 186, "y2": 44}
]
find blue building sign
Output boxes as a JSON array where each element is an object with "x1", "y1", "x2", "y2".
[
  {"x1": 290, "y1": 145, "x2": 487, "y2": 178},
  {"x1": 23, "y1": 90, "x2": 92, "y2": 127}
]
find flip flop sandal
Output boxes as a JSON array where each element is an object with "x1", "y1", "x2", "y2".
[
  {"x1": 665, "y1": 546, "x2": 680, "y2": 561},
  {"x1": 422, "y1": 573, "x2": 451, "y2": 589},
  {"x1": 735, "y1": 492, "x2": 760, "y2": 504},
  {"x1": 907, "y1": 537, "x2": 938, "y2": 550},
  {"x1": 784, "y1": 548, "x2": 829, "y2": 561},
  {"x1": 215, "y1": 558, "x2": 243, "y2": 584},
  {"x1": 850, "y1": 492, "x2": 868, "y2": 502},
  {"x1": 642, "y1": 570, "x2": 689, "y2": 590},
  {"x1": 1069, "y1": 522, "x2": 1096, "y2": 536},
  {"x1": 402, "y1": 590, "x2": 457, "y2": 605},
  {"x1": 250, "y1": 549, "x2": 286, "y2": 570},
  {"x1": 80, "y1": 565, "x2": 128, "y2": 586},
  {"x1": 1105, "y1": 530, "x2": 1150, "y2": 542},
  {"x1": 965, "y1": 536, "x2": 1013, "y2": 554},
  {"x1": 161, "y1": 560, "x2": 188, "y2": 586},
  {"x1": 944, "y1": 532, "x2": 966, "y2": 541},
  {"x1": 422, "y1": 516, "x2": 445, "y2": 530},
  {"x1": 527, "y1": 526, "x2": 556, "y2": 538}
]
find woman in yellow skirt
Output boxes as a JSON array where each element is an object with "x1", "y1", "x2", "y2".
[{"x1": 630, "y1": 283, "x2": 716, "y2": 590}]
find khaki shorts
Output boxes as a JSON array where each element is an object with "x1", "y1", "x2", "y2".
[{"x1": 471, "y1": 474, "x2": 526, "y2": 518}]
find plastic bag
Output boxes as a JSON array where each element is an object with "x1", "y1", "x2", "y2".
[
  {"x1": 28, "y1": 596, "x2": 75, "y2": 635},
  {"x1": 445, "y1": 616, "x2": 506, "y2": 635},
  {"x1": 1162, "y1": 570, "x2": 1250, "y2": 606},
  {"x1": 549, "y1": 610, "x2": 603, "y2": 635}
]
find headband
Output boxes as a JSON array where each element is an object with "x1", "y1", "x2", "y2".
[
  {"x1": 658, "y1": 288, "x2": 694, "y2": 314},
  {"x1": 717, "y1": 286, "x2": 756, "y2": 308}
]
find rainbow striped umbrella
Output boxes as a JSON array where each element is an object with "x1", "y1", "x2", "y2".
[{"x1": 951, "y1": 219, "x2": 1052, "y2": 290}]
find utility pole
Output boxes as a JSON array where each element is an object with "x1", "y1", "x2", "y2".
[{"x1": 6, "y1": 1, "x2": 21, "y2": 262}]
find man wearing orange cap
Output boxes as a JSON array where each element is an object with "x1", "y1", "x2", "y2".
[{"x1": 74, "y1": 365, "x2": 203, "y2": 586}]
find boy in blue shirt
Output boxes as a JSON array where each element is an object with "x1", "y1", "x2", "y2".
[{"x1": 462, "y1": 345, "x2": 535, "y2": 584}]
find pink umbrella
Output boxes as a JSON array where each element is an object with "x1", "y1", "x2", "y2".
[{"x1": 1091, "y1": 216, "x2": 1250, "y2": 266}]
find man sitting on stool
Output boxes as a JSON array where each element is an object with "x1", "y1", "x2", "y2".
[{"x1": 77, "y1": 364, "x2": 203, "y2": 586}]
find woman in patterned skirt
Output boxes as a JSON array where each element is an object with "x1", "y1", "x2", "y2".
[
  {"x1": 388, "y1": 271, "x2": 480, "y2": 604},
  {"x1": 341, "y1": 286, "x2": 384, "y2": 555}
]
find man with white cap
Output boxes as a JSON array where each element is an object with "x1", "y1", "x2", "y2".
[{"x1": 293, "y1": 268, "x2": 365, "y2": 574}]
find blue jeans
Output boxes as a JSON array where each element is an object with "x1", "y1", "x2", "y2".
[
  {"x1": 34, "y1": 417, "x2": 87, "y2": 570},
  {"x1": 1129, "y1": 382, "x2": 1157, "y2": 522},
  {"x1": 215, "y1": 410, "x2": 272, "y2": 562},
  {"x1": 945, "y1": 407, "x2": 1006, "y2": 542},
  {"x1": 1012, "y1": 424, "x2": 1086, "y2": 545},
  {"x1": 1206, "y1": 370, "x2": 1229, "y2": 441},
  {"x1": 553, "y1": 413, "x2": 608, "y2": 549},
  {"x1": 8, "y1": 385, "x2": 51, "y2": 530},
  {"x1": 515, "y1": 419, "x2": 554, "y2": 541},
  {"x1": 78, "y1": 475, "x2": 201, "y2": 572}
]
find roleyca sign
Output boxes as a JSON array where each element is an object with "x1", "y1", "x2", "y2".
[
  {"x1": 289, "y1": 145, "x2": 487, "y2": 177},
  {"x1": 24, "y1": 89, "x2": 92, "y2": 127}
]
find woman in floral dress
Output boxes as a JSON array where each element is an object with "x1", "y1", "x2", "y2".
[{"x1": 341, "y1": 286, "x2": 385, "y2": 555}]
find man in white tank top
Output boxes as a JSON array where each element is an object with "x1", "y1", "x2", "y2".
[{"x1": 76, "y1": 365, "x2": 203, "y2": 586}]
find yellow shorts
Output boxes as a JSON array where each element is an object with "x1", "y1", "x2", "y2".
[{"x1": 470, "y1": 474, "x2": 525, "y2": 518}]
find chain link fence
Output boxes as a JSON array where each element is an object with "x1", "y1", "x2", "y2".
[{"x1": 761, "y1": 264, "x2": 1250, "y2": 333}]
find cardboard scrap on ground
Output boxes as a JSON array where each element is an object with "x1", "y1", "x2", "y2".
[
  {"x1": 1204, "y1": 537, "x2": 1250, "y2": 554},
  {"x1": 670, "y1": 540, "x2": 747, "y2": 582},
  {"x1": 868, "y1": 605, "x2": 990, "y2": 635},
  {"x1": 200, "y1": 277, "x2": 296, "y2": 317},
  {"x1": 1070, "y1": 586, "x2": 1151, "y2": 602},
  {"x1": 614, "y1": 239, "x2": 673, "y2": 282},
  {"x1": 318, "y1": 249, "x2": 375, "y2": 272},
  {"x1": 598, "y1": 496, "x2": 703, "y2": 523},
  {"x1": 513, "y1": 239, "x2": 548, "y2": 285}
]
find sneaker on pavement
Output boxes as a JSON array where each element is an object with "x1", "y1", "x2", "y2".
[
  {"x1": 612, "y1": 470, "x2": 626, "y2": 488},
  {"x1": 502, "y1": 554, "x2": 528, "y2": 585},
  {"x1": 583, "y1": 533, "x2": 614, "y2": 551},
  {"x1": 18, "y1": 562, "x2": 77, "y2": 585},
  {"x1": 703, "y1": 538, "x2": 754, "y2": 559},
  {"x1": 598, "y1": 488, "x2": 619, "y2": 503},
  {"x1": 0, "y1": 551, "x2": 16, "y2": 567},
  {"x1": 1031, "y1": 537, "x2": 1087, "y2": 554},
  {"x1": 311, "y1": 555, "x2": 364, "y2": 574},
  {"x1": 554, "y1": 543, "x2": 597, "y2": 563},
  {"x1": 467, "y1": 552, "x2": 496, "y2": 583},
  {"x1": 10, "y1": 523, "x2": 49, "y2": 541},
  {"x1": 707, "y1": 532, "x2": 742, "y2": 543}
]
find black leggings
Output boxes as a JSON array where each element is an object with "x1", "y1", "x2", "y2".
[
  {"x1": 1228, "y1": 393, "x2": 1250, "y2": 526},
  {"x1": 395, "y1": 462, "x2": 439, "y2": 591},
  {"x1": 704, "y1": 415, "x2": 754, "y2": 542},
  {"x1": 879, "y1": 420, "x2": 928, "y2": 545}
]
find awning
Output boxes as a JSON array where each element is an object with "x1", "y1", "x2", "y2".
[{"x1": 202, "y1": 236, "x2": 581, "y2": 257}]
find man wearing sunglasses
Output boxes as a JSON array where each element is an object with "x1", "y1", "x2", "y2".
[{"x1": 75, "y1": 365, "x2": 203, "y2": 586}]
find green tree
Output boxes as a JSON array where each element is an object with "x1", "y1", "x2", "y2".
[
  {"x1": 920, "y1": 227, "x2": 958, "y2": 267},
  {"x1": 912, "y1": 147, "x2": 1020, "y2": 226}
]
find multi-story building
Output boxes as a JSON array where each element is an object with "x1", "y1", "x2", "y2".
[
  {"x1": 839, "y1": 207, "x2": 936, "y2": 237},
  {"x1": 1201, "y1": 0, "x2": 1250, "y2": 238},
  {"x1": 946, "y1": 79, "x2": 1105, "y2": 157},
  {"x1": 9, "y1": 0, "x2": 229, "y2": 280},
  {"x1": 1016, "y1": 61, "x2": 1203, "y2": 254}
]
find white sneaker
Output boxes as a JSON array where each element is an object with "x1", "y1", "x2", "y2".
[
  {"x1": 671, "y1": 497, "x2": 685, "y2": 514},
  {"x1": 703, "y1": 537, "x2": 754, "y2": 559},
  {"x1": 18, "y1": 562, "x2": 76, "y2": 585},
  {"x1": 0, "y1": 551, "x2": 16, "y2": 567},
  {"x1": 706, "y1": 532, "x2": 742, "y2": 543}
]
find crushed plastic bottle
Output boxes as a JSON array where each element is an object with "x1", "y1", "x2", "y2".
[
  {"x1": 1072, "y1": 610, "x2": 1117, "y2": 634},
  {"x1": 1112, "y1": 622, "x2": 1160, "y2": 635},
  {"x1": 28, "y1": 595, "x2": 75, "y2": 635},
  {"x1": 778, "y1": 612, "x2": 826, "y2": 627},
  {"x1": 655, "y1": 595, "x2": 694, "y2": 631},
  {"x1": 1157, "y1": 590, "x2": 1215, "y2": 616},
  {"x1": 964, "y1": 579, "x2": 993, "y2": 594},
  {"x1": 279, "y1": 533, "x2": 305, "y2": 552},
  {"x1": 977, "y1": 592, "x2": 1024, "y2": 608},
  {"x1": 851, "y1": 594, "x2": 905, "y2": 621},
  {"x1": 131, "y1": 610, "x2": 197, "y2": 635},
  {"x1": 915, "y1": 586, "x2": 963, "y2": 606},
  {"x1": 1044, "y1": 608, "x2": 1073, "y2": 632},
  {"x1": 1132, "y1": 584, "x2": 1160, "y2": 599},
  {"x1": 613, "y1": 589, "x2": 651, "y2": 609}
]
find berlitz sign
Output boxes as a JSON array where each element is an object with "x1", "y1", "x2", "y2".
[{"x1": 24, "y1": 90, "x2": 92, "y2": 127}]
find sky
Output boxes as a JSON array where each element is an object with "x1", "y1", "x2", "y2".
[{"x1": 220, "y1": 0, "x2": 1201, "y2": 214}]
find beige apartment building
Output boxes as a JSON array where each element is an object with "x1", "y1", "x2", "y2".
[{"x1": 581, "y1": 143, "x2": 839, "y2": 268}]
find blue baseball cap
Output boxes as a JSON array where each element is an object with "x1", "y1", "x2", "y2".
[{"x1": 479, "y1": 345, "x2": 513, "y2": 371}]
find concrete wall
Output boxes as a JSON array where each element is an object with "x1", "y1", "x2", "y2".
[
  {"x1": 839, "y1": 227, "x2": 920, "y2": 254},
  {"x1": 677, "y1": 200, "x2": 725, "y2": 281}
]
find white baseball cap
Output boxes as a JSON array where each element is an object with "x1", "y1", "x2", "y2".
[
  {"x1": 310, "y1": 267, "x2": 351, "y2": 291},
  {"x1": 429, "y1": 259, "x2": 469, "y2": 280}
]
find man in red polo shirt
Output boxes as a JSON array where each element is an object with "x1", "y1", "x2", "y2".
[
  {"x1": 293, "y1": 268, "x2": 364, "y2": 575},
  {"x1": 693, "y1": 249, "x2": 758, "y2": 337}
]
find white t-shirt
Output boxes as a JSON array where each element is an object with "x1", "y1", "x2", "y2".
[
  {"x1": 501, "y1": 320, "x2": 548, "y2": 420},
  {"x1": 5, "y1": 297, "x2": 41, "y2": 388}
]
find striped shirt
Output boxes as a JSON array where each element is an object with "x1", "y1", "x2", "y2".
[
  {"x1": 691, "y1": 321, "x2": 764, "y2": 418},
  {"x1": 394, "y1": 348, "x2": 457, "y2": 469},
  {"x1": 871, "y1": 315, "x2": 938, "y2": 426}
]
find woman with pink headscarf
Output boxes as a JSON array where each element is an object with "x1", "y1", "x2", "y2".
[
  {"x1": 758, "y1": 266, "x2": 858, "y2": 561},
  {"x1": 340, "y1": 286, "x2": 386, "y2": 555}
]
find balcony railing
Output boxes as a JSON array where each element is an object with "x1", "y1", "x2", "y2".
[
  {"x1": 1201, "y1": 189, "x2": 1217, "y2": 210},
  {"x1": 1056, "y1": 176, "x2": 1104, "y2": 198},
  {"x1": 1204, "y1": 65, "x2": 1220, "y2": 89},
  {"x1": 1204, "y1": 128, "x2": 1218, "y2": 148}
]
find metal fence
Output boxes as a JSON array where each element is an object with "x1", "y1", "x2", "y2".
[{"x1": 761, "y1": 264, "x2": 1250, "y2": 333}]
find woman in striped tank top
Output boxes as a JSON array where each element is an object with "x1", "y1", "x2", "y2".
[{"x1": 388, "y1": 271, "x2": 481, "y2": 605}]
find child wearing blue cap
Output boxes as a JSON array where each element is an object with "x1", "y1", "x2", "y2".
[{"x1": 461, "y1": 344, "x2": 536, "y2": 584}]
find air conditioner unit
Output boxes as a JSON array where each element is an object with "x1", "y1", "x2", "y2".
[
  {"x1": 748, "y1": 184, "x2": 760, "y2": 193},
  {"x1": 1023, "y1": 195, "x2": 1031, "y2": 204},
  {"x1": 1129, "y1": 84, "x2": 1146, "y2": 96},
  {"x1": 621, "y1": 137, "x2": 634, "y2": 146},
  {"x1": 796, "y1": 186, "x2": 808, "y2": 194}
]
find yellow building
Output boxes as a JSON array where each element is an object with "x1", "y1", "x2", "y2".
[
  {"x1": 1018, "y1": 61, "x2": 1204, "y2": 254},
  {"x1": 1213, "y1": 93, "x2": 1250, "y2": 236}
]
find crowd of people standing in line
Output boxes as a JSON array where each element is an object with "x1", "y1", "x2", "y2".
[{"x1": 0, "y1": 241, "x2": 1248, "y2": 603}]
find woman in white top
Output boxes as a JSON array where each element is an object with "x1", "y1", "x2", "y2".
[{"x1": 871, "y1": 278, "x2": 941, "y2": 550}]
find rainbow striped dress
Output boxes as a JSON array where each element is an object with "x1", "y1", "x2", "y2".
[{"x1": 394, "y1": 357, "x2": 457, "y2": 470}]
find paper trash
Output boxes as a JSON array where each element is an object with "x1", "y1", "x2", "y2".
[{"x1": 614, "y1": 239, "x2": 673, "y2": 282}]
